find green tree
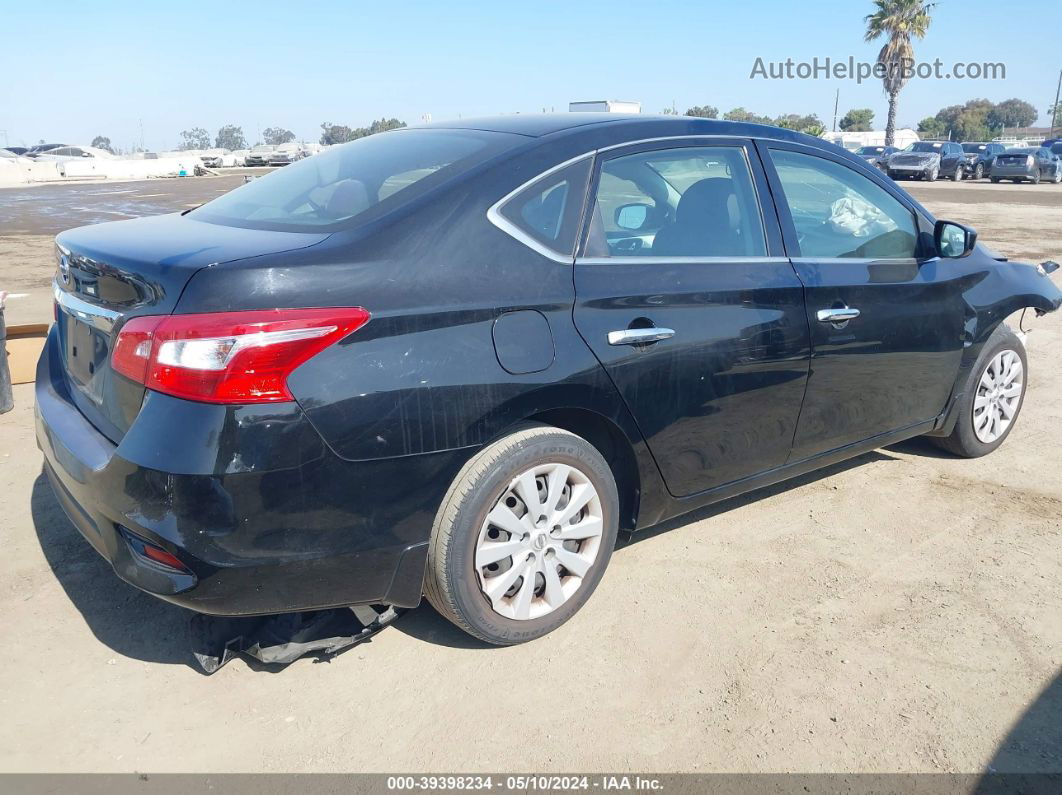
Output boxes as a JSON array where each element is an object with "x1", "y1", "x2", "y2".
[
  {"x1": 321, "y1": 118, "x2": 406, "y2": 145},
  {"x1": 90, "y1": 135, "x2": 113, "y2": 153},
  {"x1": 262, "y1": 127, "x2": 295, "y2": 145},
  {"x1": 864, "y1": 0, "x2": 935, "y2": 146},
  {"x1": 215, "y1": 124, "x2": 247, "y2": 150},
  {"x1": 723, "y1": 107, "x2": 773, "y2": 125},
  {"x1": 320, "y1": 122, "x2": 356, "y2": 145},
  {"x1": 917, "y1": 116, "x2": 947, "y2": 139},
  {"x1": 931, "y1": 99, "x2": 993, "y2": 141},
  {"x1": 986, "y1": 98, "x2": 1037, "y2": 130},
  {"x1": 775, "y1": 113, "x2": 823, "y2": 133},
  {"x1": 839, "y1": 108, "x2": 875, "y2": 131},
  {"x1": 685, "y1": 105, "x2": 719, "y2": 119},
  {"x1": 178, "y1": 127, "x2": 211, "y2": 150},
  {"x1": 661, "y1": 107, "x2": 679, "y2": 115}
]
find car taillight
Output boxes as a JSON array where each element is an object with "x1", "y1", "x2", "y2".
[{"x1": 111, "y1": 308, "x2": 370, "y2": 404}]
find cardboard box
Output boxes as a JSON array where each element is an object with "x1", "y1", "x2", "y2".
[{"x1": 5, "y1": 323, "x2": 49, "y2": 384}]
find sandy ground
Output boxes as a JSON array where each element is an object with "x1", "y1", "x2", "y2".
[{"x1": 0, "y1": 177, "x2": 1060, "y2": 774}]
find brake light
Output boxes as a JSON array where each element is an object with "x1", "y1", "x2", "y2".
[{"x1": 111, "y1": 308, "x2": 370, "y2": 404}]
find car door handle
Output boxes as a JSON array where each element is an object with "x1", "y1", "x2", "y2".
[
  {"x1": 607, "y1": 327, "x2": 676, "y2": 346},
  {"x1": 816, "y1": 307, "x2": 861, "y2": 323}
]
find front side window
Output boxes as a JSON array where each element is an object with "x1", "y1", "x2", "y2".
[
  {"x1": 584, "y1": 146, "x2": 767, "y2": 258},
  {"x1": 770, "y1": 149, "x2": 919, "y2": 259},
  {"x1": 193, "y1": 129, "x2": 521, "y2": 232}
]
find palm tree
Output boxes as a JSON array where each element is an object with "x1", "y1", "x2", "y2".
[{"x1": 864, "y1": 0, "x2": 935, "y2": 146}]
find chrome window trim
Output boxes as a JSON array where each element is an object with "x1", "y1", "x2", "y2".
[
  {"x1": 53, "y1": 280, "x2": 120, "y2": 332},
  {"x1": 789, "y1": 257, "x2": 922, "y2": 266},
  {"x1": 486, "y1": 152, "x2": 595, "y2": 264},
  {"x1": 577, "y1": 256, "x2": 791, "y2": 266}
]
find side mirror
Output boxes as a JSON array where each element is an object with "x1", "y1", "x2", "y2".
[
  {"x1": 615, "y1": 203, "x2": 651, "y2": 231},
  {"x1": 935, "y1": 220, "x2": 977, "y2": 259}
]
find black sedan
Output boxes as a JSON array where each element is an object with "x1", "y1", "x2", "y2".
[
  {"x1": 37, "y1": 115, "x2": 1062, "y2": 646},
  {"x1": 990, "y1": 147, "x2": 1062, "y2": 184},
  {"x1": 854, "y1": 144, "x2": 898, "y2": 170}
]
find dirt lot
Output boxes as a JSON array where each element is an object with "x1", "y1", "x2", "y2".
[{"x1": 0, "y1": 176, "x2": 1060, "y2": 774}]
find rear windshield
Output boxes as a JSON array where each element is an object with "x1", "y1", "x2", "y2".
[{"x1": 193, "y1": 129, "x2": 521, "y2": 232}]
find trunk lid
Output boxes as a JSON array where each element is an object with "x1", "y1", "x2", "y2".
[{"x1": 53, "y1": 213, "x2": 330, "y2": 443}]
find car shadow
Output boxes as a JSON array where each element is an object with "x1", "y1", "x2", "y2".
[
  {"x1": 30, "y1": 470, "x2": 197, "y2": 668},
  {"x1": 975, "y1": 669, "x2": 1062, "y2": 787}
]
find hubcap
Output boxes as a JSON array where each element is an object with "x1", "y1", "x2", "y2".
[
  {"x1": 973, "y1": 349, "x2": 1023, "y2": 444},
  {"x1": 474, "y1": 463, "x2": 603, "y2": 621}
]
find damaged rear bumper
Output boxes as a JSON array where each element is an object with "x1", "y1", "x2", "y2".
[{"x1": 33, "y1": 328, "x2": 455, "y2": 616}]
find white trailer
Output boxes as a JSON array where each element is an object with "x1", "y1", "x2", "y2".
[{"x1": 569, "y1": 100, "x2": 642, "y2": 114}]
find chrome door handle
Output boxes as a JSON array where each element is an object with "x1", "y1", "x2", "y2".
[
  {"x1": 816, "y1": 307, "x2": 861, "y2": 323},
  {"x1": 607, "y1": 327, "x2": 676, "y2": 346}
]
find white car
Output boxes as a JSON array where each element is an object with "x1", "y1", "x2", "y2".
[
  {"x1": 32, "y1": 145, "x2": 115, "y2": 162},
  {"x1": 244, "y1": 145, "x2": 277, "y2": 166},
  {"x1": 268, "y1": 142, "x2": 306, "y2": 165}
]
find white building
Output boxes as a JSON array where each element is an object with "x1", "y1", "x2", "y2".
[
  {"x1": 569, "y1": 100, "x2": 642, "y2": 114},
  {"x1": 820, "y1": 128, "x2": 921, "y2": 151}
]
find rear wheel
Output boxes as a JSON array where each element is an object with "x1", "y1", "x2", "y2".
[
  {"x1": 425, "y1": 424, "x2": 619, "y2": 645},
  {"x1": 930, "y1": 325, "x2": 1027, "y2": 458},
  {"x1": 1054, "y1": 169, "x2": 1062, "y2": 184}
]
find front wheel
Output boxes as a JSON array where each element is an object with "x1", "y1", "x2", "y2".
[
  {"x1": 927, "y1": 167, "x2": 939, "y2": 181},
  {"x1": 1031, "y1": 171, "x2": 1041, "y2": 185},
  {"x1": 930, "y1": 325, "x2": 1027, "y2": 458},
  {"x1": 952, "y1": 166, "x2": 963, "y2": 181},
  {"x1": 991, "y1": 177, "x2": 1001, "y2": 183},
  {"x1": 1054, "y1": 169, "x2": 1062, "y2": 184},
  {"x1": 425, "y1": 424, "x2": 619, "y2": 645},
  {"x1": 974, "y1": 163, "x2": 985, "y2": 180}
]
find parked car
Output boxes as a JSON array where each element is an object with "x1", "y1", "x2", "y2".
[
  {"x1": 4, "y1": 146, "x2": 28, "y2": 155},
  {"x1": 23, "y1": 143, "x2": 67, "y2": 158},
  {"x1": 199, "y1": 149, "x2": 229, "y2": 168},
  {"x1": 854, "y1": 145, "x2": 898, "y2": 171},
  {"x1": 37, "y1": 116, "x2": 1062, "y2": 645},
  {"x1": 989, "y1": 147, "x2": 1062, "y2": 184},
  {"x1": 32, "y1": 145, "x2": 113, "y2": 162},
  {"x1": 244, "y1": 144, "x2": 277, "y2": 166},
  {"x1": 960, "y1": 142, "x2": 1007, "y2": 180},
  {"x1": 268, "y1": 142, "x2": 305, "y2": 166},
  {"x1": 887, "y1": 140, "x2": 965, "y2": 181}
]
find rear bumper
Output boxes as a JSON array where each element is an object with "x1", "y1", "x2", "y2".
[
  {"x1": 34, "y1": 328, "x2": 463, "y2": 615},
  {"x1": 991, "y1": 166, "x2": 1035, "y2": 179}
]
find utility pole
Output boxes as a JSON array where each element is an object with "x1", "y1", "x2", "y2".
[
  {"x1": 1052, "y1": 68, "x2": 1062, "y2": 136},
  {"x1": 832, "y1": 89, "x2": 840, "y2": 132}
]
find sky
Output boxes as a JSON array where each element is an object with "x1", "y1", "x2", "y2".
[{"x1": 1, "y1": 0, "x2": 1058, "y2": 151}]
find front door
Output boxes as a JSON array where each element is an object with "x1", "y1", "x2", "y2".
[
  {"x1": 761, "y1": 141, "x2": 967, "y2": 460},
  {"x1": 573, "y1": 140, "x2": 810, "y2": 497}
]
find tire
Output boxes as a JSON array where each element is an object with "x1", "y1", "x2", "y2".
[
  {"x1": 929, "y1": 325, "x2": 1027, "y2": 458},
  {"x1": 1054, "y1": 170, "x2": 1062, "y2": 184},
  {"x1": 952, "y1": 166, "x2": 963, "y2": 181},
  {"x1": 1031, "y1": 171, "x2": 1041, "y2": 185},
  {"x1": 927, "y1": 167, "x2": 939, "y2": 181},
  {"x1": 991, "y1": 177, "x2": 1001, "y2": 183},
  {"x1": 424, "y1": 424, "x2": 619, "y2": 645},
  {"x1": 974, "y1": 163, "x2": 984, "y2": 180}
]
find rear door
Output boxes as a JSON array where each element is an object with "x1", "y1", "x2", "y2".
[
  {"x1": 573, "y1": 139, "x2": 810, "y2": 498},
  {"x1": 760, "y1": 141, "x2": 967, "y2": 460}
]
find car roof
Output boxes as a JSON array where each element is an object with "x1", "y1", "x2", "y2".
[{"x1": 419, "y1": 113, "x2": 806, "y2": 141}]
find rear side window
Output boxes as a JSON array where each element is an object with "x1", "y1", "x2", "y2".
[
  {"x1": 494, "y1": 158, "x2": 592, "y2": 258},
  {"x1": 192, "y1": 129, "x2": 522, "y2": 232},
  {"x1": 583, "y1": 145, "x2": 768, "y2": 258},
  {"x1": 771, "y1": 149, "x2": 919, "y2": 259}
]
